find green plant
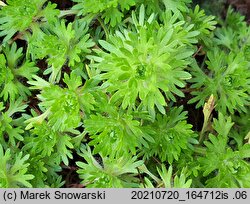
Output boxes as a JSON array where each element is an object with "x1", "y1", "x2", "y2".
[
  {"x1": 92, "y1": 5, "x2": 200, "y2": 119},
  {"x1": 185, "y1": 5, "x2": 217, "y2": 45},
  {"x1": 84, "y1": 98, "x2": 153, "y2": 157},
  {"x1": 198, "y1": 113, "x2": 250, "y2": 187},
  {"x1": 141, "y1": 106, "x2": 198, "y2": 163},
  {"x1": 0, "y1": 43, "x2": 38, "y2": 101},
  {"x1": 0, "y1": 0, "x2": 249, "y2": 188},
  {"x1": 188, "y1": 7, "x2": 250, "y2": 115},
  {"x1": 0, "y1": 144, "x2": 34, "y2": 188},
  {"x1": 189, "y1": 48, "x2": 250, "y2": 114},
  {"x1": 28, "y1": 20, "x2": 94, "y2": 82},
  {"x1": 0, "y1": 98, "x2": 27, "y2": 147},
  {"x1": 76, "y1": 145, "x2": 143, "y2": 187},
  {"x1": 0, "y1": 0, "x2": 59, "y2": 44},
  {"x1": 72, "y1": 0, "x2": 136, "y2": 27},
  {"x1": 141, "y1": 165, "x2": 192, "y2": 188},
  {"x1": 26, "y1": 72, "x2": 95, "y2": 131}
]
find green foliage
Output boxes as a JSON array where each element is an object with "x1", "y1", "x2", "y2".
[
  {"x1": 142, "y1": 165, "x2": 192, "y2": 188},
  {"x1": 214, "y1": 7, "x2": 250, "y2": 53},
  {"x1": 161, "y1": 0, "x2": 192, "y2": 13},
  {"x1": 0, "y1": 43, "x2": 38, "y2": 101},
  {"x1": 22, "y1": 121, "x2": 73, "y2": 187},
  {"x1": 0, "y1": 144, "x2": 34, "y2": 188},
  {"x1": 77, "y1": 145, "x2": 143, "y2": 187},
  {"x1": 189, "y1": 49, "x2": 250, "y2": 114},
  {"x1": 72, "y1": 0, "x2": 136, "y2": 27},
  {"x1": 138, "y1": 0, "x2": 192, "y2": 14},
  {"x1": 93, "y1": 5, "x2": 199, "y2": 119},
  {"x1": 24, "y1": 122, "x2": 74, "y2": 165},
  {"x1": 185, "y1": 5, "x2": 217, "y2": 44},
  {"x1": 0, "y1": 0, "x2": 59, "y2": 44},
  {"x1": 84, "y1": 102, "x2": 153, "y2": 157},
  {"x1": 188, "y1": 7, "x2": 250, "y2": 115},
  {"x1": 26, "y1": 73, "x2": 96, "y2": 131},
  {"x1": 0, "y1": 0, "x2": 249, "y2": 188},
  {"x1": 28, "y1": 20, "x2": 94, "y2": 82},
  {"x1": 142, "y1": 106, "x2": 198, "y2": 163},
  {"x1": 198, "y1": 113, "x2": 250, "y2": 187},
  {"x1": 0, "y1": 98, "x2": 27, "y2": 147}
]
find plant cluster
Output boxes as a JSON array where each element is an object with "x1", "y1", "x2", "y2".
[{"x1": 0, "y1": 0, "x2": 249, "y2": 188}]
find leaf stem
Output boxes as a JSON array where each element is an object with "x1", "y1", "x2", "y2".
[
  {"x1": 59, "y1": 10, "x2": 78, "y2": 18},
  {"x1": 97, "y1": 17, "x2": 109, "y2": 40},
  {"x1": 138, "y1": 165, "x2": 161, "y2": 184},
  {"x1": 199, "y1": 122, "x2": 207, "y2": 143}
]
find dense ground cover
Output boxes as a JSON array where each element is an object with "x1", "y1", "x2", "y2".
[{"x1": 0, "y1": 0, "x2": 249, "y2": 187}]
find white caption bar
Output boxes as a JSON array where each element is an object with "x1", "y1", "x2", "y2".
[{"x1": 0, "y1": 189, "x2": 249, "y2": 204}]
